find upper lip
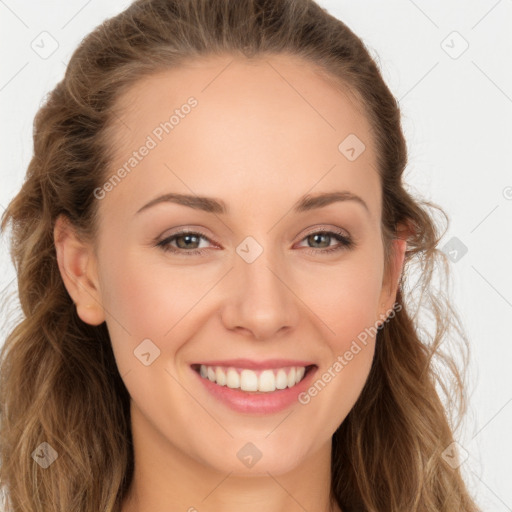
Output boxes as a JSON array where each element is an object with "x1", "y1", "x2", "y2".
[{"x1": 191, "y1": 358, "x2": 316, "y2": 370}]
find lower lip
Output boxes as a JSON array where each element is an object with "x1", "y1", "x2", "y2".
[{"x1": 191, "y1": 365, "x2": 318, "y2": 414}]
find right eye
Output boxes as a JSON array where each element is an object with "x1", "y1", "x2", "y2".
[{"x1": 155, "y1": 230, "x2": 216, "y2": 256}]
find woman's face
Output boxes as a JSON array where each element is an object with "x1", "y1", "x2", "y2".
[{"x1": 77, "y1": 54, "x2": 404, "y2": 476}]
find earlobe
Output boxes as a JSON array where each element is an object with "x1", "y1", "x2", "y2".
[{"x1": 53, "y1": 215, "x2": 105, "y2": 326}]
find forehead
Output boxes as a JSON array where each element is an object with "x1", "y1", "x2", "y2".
[
  {"x1": 113, "y1": 53, "x2": 374, "y2": 142},
  {"x1": 102, "y1": 53, "x2": 380, "y2": 221}
]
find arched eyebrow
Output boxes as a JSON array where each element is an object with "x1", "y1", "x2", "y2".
[
  {"x1": 294, "y1": 191, "x2": 369, "y2": 215},
  {"x1": 135, "y1": 190, "x2": 370, "y2": 216}
]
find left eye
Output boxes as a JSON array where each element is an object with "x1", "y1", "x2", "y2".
[
  {"x1": 297, "y1": 231, "x2": 354, "y2": 254},
  {"x1": 156, "y1": 229, "x2": 354, "y2": 256}
]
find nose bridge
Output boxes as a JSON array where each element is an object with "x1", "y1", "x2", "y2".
[
  {"x1": 239, "y1": 245, "x2": 283, "y2": 299},
  {"x1": 221, "y1": 234, "x2": 299, "y2": 338},
  {"x1": 237, "y1": 236, "x2": 289, "y2": 307}
]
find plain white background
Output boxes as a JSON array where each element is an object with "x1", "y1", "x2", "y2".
[{"x1": 0, "y1": 1, "x2": 511, "y2": 510}]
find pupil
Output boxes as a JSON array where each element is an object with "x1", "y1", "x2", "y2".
[
  {"x1": 310, "y1": 233, "x2": 329, "y2": 248},
  {"x1": 177, "y1": 234, "x2": 199, "y2": 249}
]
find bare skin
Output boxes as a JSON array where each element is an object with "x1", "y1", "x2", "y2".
[{"x1": 54, "y1": 53, "x2": 406, "y2": 512}]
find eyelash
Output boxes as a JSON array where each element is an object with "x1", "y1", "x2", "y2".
[{"x1": 155, "y1": 228, "x2": 355, "y2": 256}]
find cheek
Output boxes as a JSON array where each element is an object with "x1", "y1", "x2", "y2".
[
  {"x1": 97, "y1": 248, "x2": 217, "y2": 366},
  {"x1": 304, "y1": 254, "x2": 384, "y2": 346},
  {"x1": 98, "y1": 242, "x2": 200, "y2": 329},
  {"x1": 298, "y1": 262, "x2": 383, "y2": 433}
]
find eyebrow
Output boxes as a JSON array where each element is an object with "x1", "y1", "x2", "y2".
[{"x1": 135, "y1": 190, "x2": 370, "y2": 216}]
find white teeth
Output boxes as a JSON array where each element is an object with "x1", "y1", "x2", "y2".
[
  {"x1": 226, "y1": 368, "x2": 240, "y2": 389},
  {"x1": 215, "y1": 366, "x2": 226, "y2": 386},
  {"x1": 287, "y1": 367, "x2": 296, "y2": 388},
  {"x1": 240, "y1": 369, "x2": 258, "y2": 391},
  {"x1": 259, "y1": 370, "x2": 276, "y2": 392},
  {"x1": 197, "y1": 364, "x2": 309, "y2": 393},
  {"x1": 275, "y1": 369, "x2": 288, "y2": 390}
]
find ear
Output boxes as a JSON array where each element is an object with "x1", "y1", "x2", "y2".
[
  {"x1": 53, "y1": 214, "x2": 105, "y2": 326},
  {"x1": 377, "y1": 224, "x2": 409, "y2": 325}
]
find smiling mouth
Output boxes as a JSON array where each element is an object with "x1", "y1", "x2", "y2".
[{"x1": 191, "y1": 363, "x2": 317, "y2": 393}]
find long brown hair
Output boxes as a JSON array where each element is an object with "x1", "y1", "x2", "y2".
[{"x1": 0, "y1": 0, "x2": 480, "y2": 510}]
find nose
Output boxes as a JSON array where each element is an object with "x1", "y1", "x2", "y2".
[{"x1": 220, "y1": 244, "x2": 301, "y2": 340}]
